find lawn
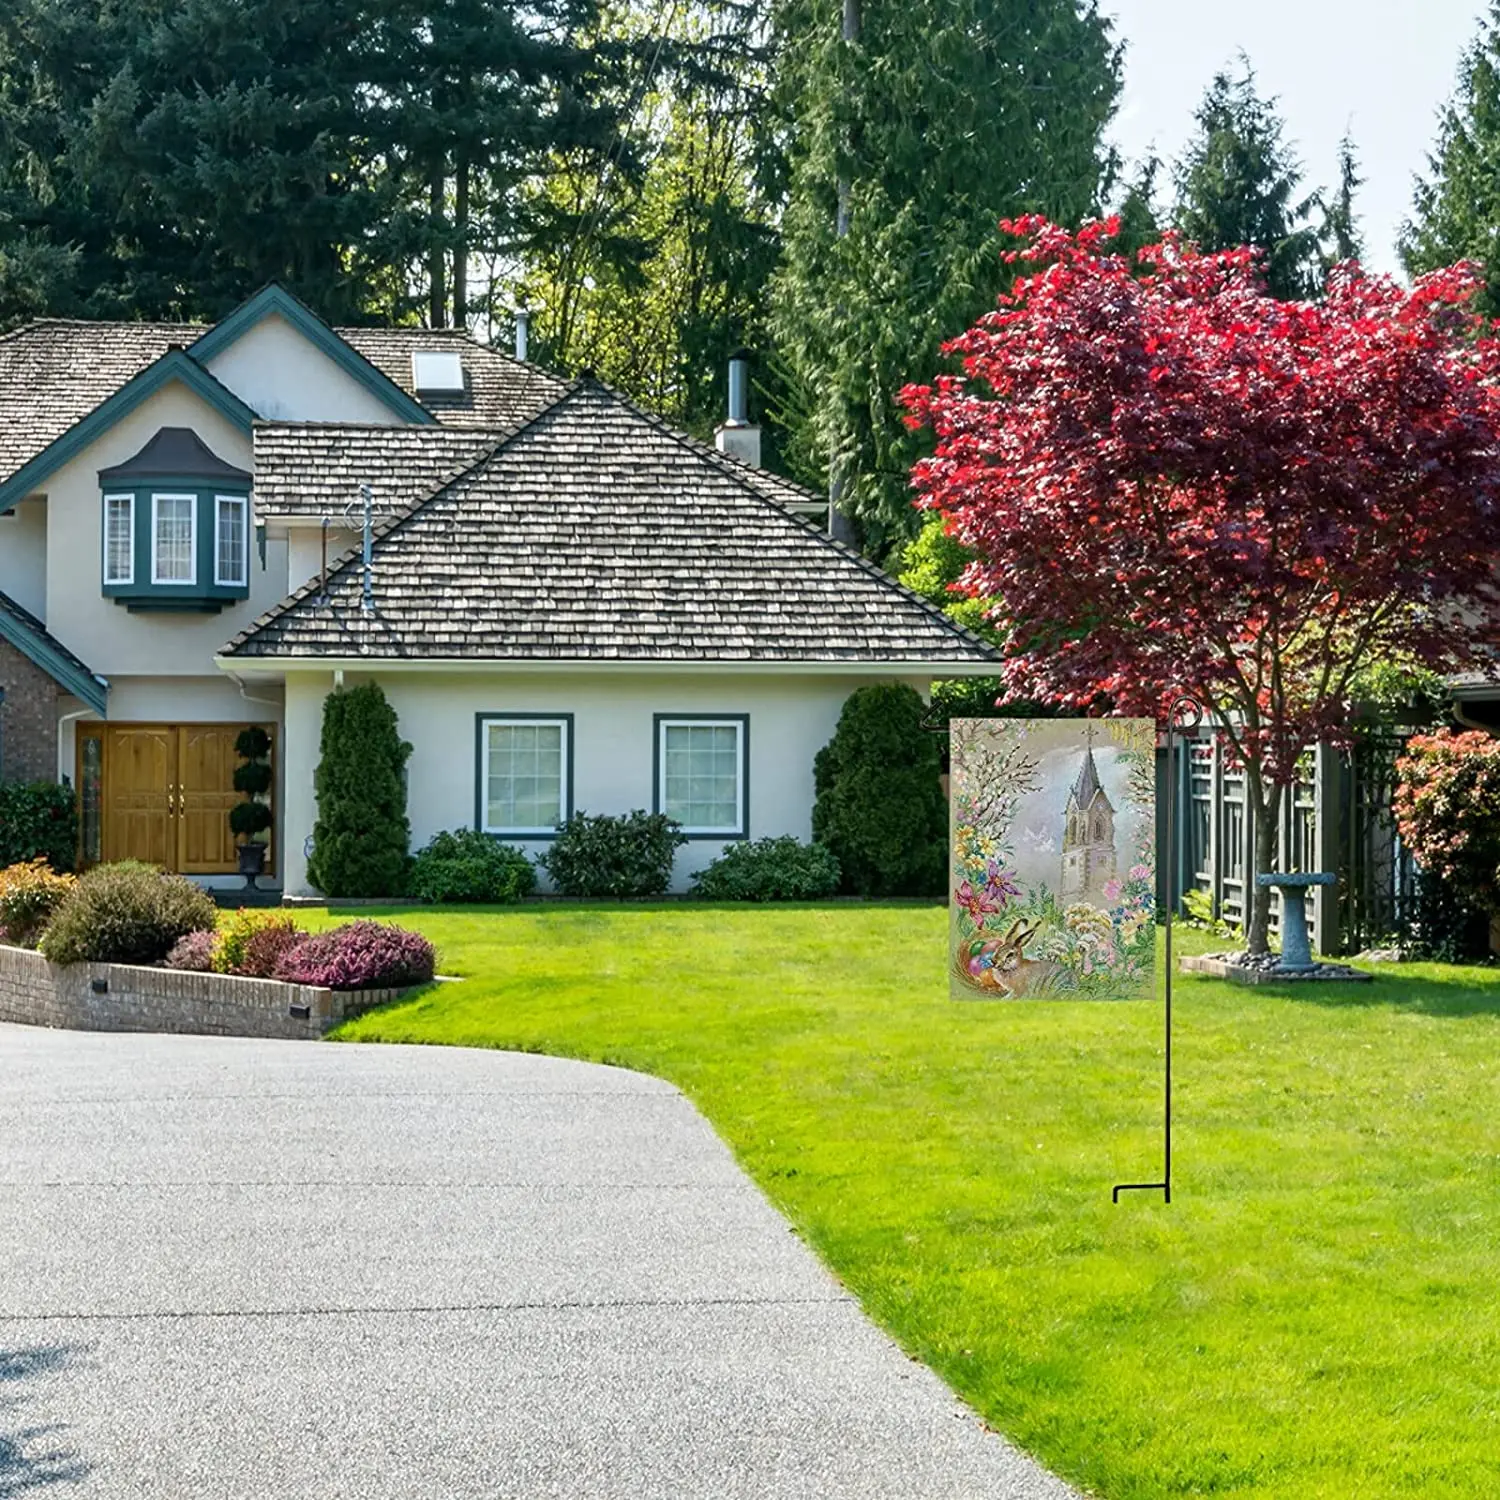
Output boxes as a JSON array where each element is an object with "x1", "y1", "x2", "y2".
[{"x1": 324, "y1": 903, "x2": 1500, "y2": 1499}]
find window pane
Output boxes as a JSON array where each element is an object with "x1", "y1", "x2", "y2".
[
  {"x1": 104, "y1": 497, "x2": 132, "y2": 583},
  {"x1": 663, "y1": 723, "x2": 741, "y2": 830},
  {"x1": 217, "y1": 498, "x2": 245, "y2": 585},
  {"x1": 80, "y1": 735, "x2": 103, "y2": 863},
  {"x1": 486, "y1": 721, "x2": 564, "y2": 830},
  {"x1": 154, "y1": 496, "x2": 194, "y2": 582}
]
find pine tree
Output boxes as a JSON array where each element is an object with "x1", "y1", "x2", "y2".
[
  {"x1": 1172, "y1": 61, "x2": 1321, "y2": 301},
  {"x1": 1403, "y1": 2, "x2": 1500, "y2": 316},
  {"x1": 769, "y1": 0, "x2": 1121, "y2": 554}
]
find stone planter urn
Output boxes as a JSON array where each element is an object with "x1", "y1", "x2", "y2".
[
  {"x1": 1255, "y1": 871, "x2": 1337, "y2": 970},
  {"x1": 237, "y1": 841, "x2": 267, "y2": 887}
]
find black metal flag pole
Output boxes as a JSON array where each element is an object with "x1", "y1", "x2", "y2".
[{"x1": 1113, "y1": 693, "x2": 1203, "y2": 1207}]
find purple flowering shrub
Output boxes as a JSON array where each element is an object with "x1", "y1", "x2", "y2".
[
  {"x1": 239, "y1": 918, "x2": 305, "y2": 979},
  {"x1": 273, "y1": 919, "x2": 435, "y2": 991},
  {"x1": 165, "y1": 930, "x2": 216, "y2": 972}
]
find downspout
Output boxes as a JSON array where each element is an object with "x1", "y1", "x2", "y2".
[{"x1": 56, "y1": 707, "x2": 95, "y2": 783}]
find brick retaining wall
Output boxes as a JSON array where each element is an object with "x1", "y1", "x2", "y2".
[{"x1": 0, "y1": 943, "x2": 408, "y2": 1040}]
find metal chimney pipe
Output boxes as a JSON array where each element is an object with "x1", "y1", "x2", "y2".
[
  {"x1": 727, "y1": 349, "x2": 751, "y2": 425},
  {"x1": 514, "y1": 308, "x2": 530, "y2": 362}
]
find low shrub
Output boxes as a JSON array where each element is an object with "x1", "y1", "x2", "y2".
[
  {"x1": 165, "y1": 930, "x2": 216, "y2": 972},
  {"x1": 39, "y1": 861, "x2": 220, "y2": 966},
  {"x1": 408, "y1": 829, "x2": 536, "y2": 904},
  {"x1": 0, "y1": 781, "x2": 79, "y2": 873},
  {"x1": 540, "y1": 810, "x2": 686, "y2": 898},
  {"x1": 691, "y1": 837, "x2": 840, "y2": 902},
  {"x1": 239, "y1": 917, "x2": 306, "y2": 979},
  {"x1": 274, "y1": 919, "x2": 435, "y2": 991},
  {"x1": 211, "y1": 908, "x2": 299, "y2": 975},
  {"x1": 0, "y1": 859, "x2": 77, "y2": 947}
]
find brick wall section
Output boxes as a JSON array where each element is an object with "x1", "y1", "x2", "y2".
[
  {"x1": 0, "y1": 943, "x2": 408, "y2": 1040},
  {"x1": 0, "y1": 641, "x2": 59, "y2": 783}
]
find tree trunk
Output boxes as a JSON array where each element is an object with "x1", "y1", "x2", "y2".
[
  {"x1": 452, "y1": 152, "x2": 469, "y2": 330},
  {"x1": 429, "y1": 169, "x2": 447, "y2": 329},
  {"x1": 1244, "y1": 770, "x2": 1284, "y2": 956}
]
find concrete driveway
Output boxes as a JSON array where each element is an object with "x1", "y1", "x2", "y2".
[{"x1": 0, "y1": 1022, "x2": 1078, "y2": 1499}]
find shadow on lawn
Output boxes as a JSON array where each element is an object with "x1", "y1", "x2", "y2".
[
  {"x1": 1193, "y1": 966, "x2": 1500, "y2": 1020},
  {"x1": 0, "y1": 1344, "x2": 92, "y2": 1494}
]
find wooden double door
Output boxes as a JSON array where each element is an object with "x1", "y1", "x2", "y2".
[{"x1": 78, "y1": 723, "x2": 273, "y2": 875}]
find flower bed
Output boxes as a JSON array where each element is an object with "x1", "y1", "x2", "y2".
[{"x1": 0, "y1": 941, "x2": 415, "y2": 1040}]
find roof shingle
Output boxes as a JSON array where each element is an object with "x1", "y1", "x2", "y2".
[{"x1": 223, "y1": 383, "x2": 999, "y2": 667}]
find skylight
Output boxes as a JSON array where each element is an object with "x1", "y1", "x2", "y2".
[{"x1": 411, "y1": 350, "x2": 465, "y2": 394}]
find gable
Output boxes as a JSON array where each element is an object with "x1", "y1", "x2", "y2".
[{"x1": 201, "y1": 312, "x2": 413, "y2": 425}]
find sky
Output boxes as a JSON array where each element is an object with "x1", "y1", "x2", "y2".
[{"x1": 1103, "y1": 0, "x2": 1489, "y2": 275}]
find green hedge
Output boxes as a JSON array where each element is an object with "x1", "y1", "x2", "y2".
[
  {"x1": 0, "y1": 780, "x2": 78, "y2": 873},
  {"x1": 409, "y1": 829, "x2": 536, "y2": 904},
  {"x1": 40, "y1": 861, "x2": 219, "y2": 965},
  {"x1": 812, "y1": 684, "x2": 947, "y2": 897},
  {"x1": 691, "y1": 837, "x2": 840, "y2": 901},
  {"x1": 541, "y1": 811, "x2": 685, "y2": 898}
]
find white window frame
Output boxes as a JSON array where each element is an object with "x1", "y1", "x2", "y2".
[
  {"x1": 151, "y1": 492, "x2": 197, "y2": 586},
  {"x1": 656, "y1": 716, "x2": 748, "y2": 838},
  {"x1": 102, "y1": 493, "x2": 134, "y2": 585},
  {"x1": 479, "y1": 714, "x2": 572, "y2": 837},
  {"x1": 214, "y1": 494, "x2": 247, "y2": 587}
]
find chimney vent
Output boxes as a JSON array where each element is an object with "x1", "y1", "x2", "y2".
[
  {"x1": 715, "y1": 347, "x2": 761, "y2": 469},
  {"x1": 514, "y1": 307, "x2": 531, "y2": 362}
]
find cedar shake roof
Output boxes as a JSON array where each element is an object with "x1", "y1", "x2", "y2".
[
  {"x1": 0, "y1": 317, "x2": 566, "y2": 487},
  {"x1": 338, "y1": 326, "x2": 567, "y2": 428},
  {"x1": 252, "y1": 424, "x2": 503, "y2": 521},
  {"x1": 0, "y1": 321, "x2": 199, "y2": 484},
  {"x1": 222, "y1": 382, "x2": 1000, "y2": 667}
]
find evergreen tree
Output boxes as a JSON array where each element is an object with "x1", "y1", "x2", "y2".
[
  {"x1": 0, "y1": 0, "x2": 627, "y2": 328},
  {"x1": 769, "y1": 0, "x2": 1121, "y2": 554},
  {"x1": 1172, "y1": 61, "x2": 1321, "y2": 301},
  {"x1": 812, "y1": 683, "x2": 947, "y2": 896},
  {"x1": 1403, "y1": 2, "x2": 1500, "y2": 316},
  {"x1": 307, "y1": 683, "x2": 413, "y2": 899},
  {"x1": 1319, "y1": 134, "x2": 1364, "y2": 271},
  {"x1": 517, "y1": 0, "x2": 783, "y2": 438}
]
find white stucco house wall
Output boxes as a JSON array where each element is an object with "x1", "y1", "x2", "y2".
[{"x1": 0, "y1": 283, "x2": 999, "y2": 894}]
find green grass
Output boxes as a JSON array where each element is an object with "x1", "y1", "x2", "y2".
[{"x1": 324, "y1": 904, "x2": 1500, "y2": 1499}]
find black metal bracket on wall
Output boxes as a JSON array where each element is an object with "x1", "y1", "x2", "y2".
[{"x1": 1112, "y1": 692, "x2": 1204, "y2": 1207}]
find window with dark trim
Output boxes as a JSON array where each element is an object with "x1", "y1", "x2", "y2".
[
  {"x1": 476, "y1": 714, "x2": 573, "y2": 837},
  {"x1": 654, "y1": 715, "x2": 748, "y2": 838}
]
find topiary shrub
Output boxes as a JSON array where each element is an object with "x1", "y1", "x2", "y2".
[
  {"x1": 40, "y1": 861, "x2": 220, "y2": 966},
  {"x1": 0, "y1": 859, "x2": 77, "y2": 947},
  {"x1": 273, "y1": 920, "x2": 435, "y2": 990},
  {"x1": 690, "y1": 837, "x2": 840, "y2": 901},
  {"x1": 228, "y1": 726, "x2": 274, "y2": 848},
  {"x1": 408, "y1": 829, "x2": 536, "y2": 904},
  {"x1": 165, "y1": 930, "x2": 216, "y2": 972},
  {"x1": 540, "y1": 810, "x2": 686, "y2": 898},
  {"x1": 306, "y1": 683, "x2": 412, "y2": 898},
  {"x1": 0, "y1": 781, "x2": 79, "y2": 873},
  {"x1": 812, "y1": 683, "x2": 947, "y2": 897}
]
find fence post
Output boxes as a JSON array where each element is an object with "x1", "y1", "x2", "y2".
[{"x1": 1313, "y1": 743, "x2": 1343, "y2": 955}]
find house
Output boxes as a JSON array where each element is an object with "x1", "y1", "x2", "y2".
[{"x1": 0, "y1": 285, "x2": 1000, "y2": 895}]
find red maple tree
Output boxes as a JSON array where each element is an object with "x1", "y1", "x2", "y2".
[{"x1": 903, "y1": 217, "x2": 1500, "y2": 954}]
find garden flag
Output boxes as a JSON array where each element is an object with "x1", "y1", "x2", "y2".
[{"x1": 950, "y1": 719, "x2": 1156, "y2": 1000}]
